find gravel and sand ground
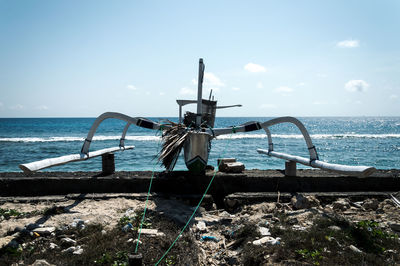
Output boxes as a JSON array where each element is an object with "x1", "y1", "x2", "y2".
[{"x1": 2, "y1": 190, "x2": 400, "y2": 265}]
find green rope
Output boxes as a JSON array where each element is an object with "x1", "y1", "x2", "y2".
[
  {"x1": 134, "y1": 167, "x2": 156, "y2": 253},
  {"x1": 155, "y1": 157, "x2": 224, "y2": 265},
  {"x1": 135, "y1": 126, "x2": 164, "y2": 253}
]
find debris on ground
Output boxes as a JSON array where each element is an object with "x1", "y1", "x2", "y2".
[{"x1": 1, "y1": 193, "x2": 400, "y2": 265}]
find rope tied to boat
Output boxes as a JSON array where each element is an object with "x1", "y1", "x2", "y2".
[
  {"x1": 134, "y1": 129, "x2": 163, "y2": 254},
  {"x1": 155, "y1": 150, "x2": 229, "y2": 265}
]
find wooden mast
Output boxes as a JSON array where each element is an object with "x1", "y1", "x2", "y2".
[{"x1": 196, "y1": 58, "x2": 205, "y2": 127}]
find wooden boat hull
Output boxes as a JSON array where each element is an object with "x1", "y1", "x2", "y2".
[{"x1": 184, "y1": 132, "x2": 212, "y2": 173}]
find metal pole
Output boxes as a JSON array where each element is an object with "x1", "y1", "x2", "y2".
[
  {"x1": 196, "y1": 58, "x2": 204, "y2": 127},
  {"x1": 179, "y1": 104, "x2": 182, "y2": 124}
]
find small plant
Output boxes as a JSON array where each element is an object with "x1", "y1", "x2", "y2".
[
  {"x1": 118, "y1": 215, "x2": 133, "y2": 227},
  {"x1": 0, "y1": 208, "x2": 22, "y2": 219},
  {"x1": 348, "y1": 219, "x2": 398, "y2": 254},
  {"x1": 95, "y1": 251, "x2": 129, "y2": 265},
  {"x1": 296, "y1": 248, "x2": 323, "y2": 265},
  {"x1": 296, "y1": 248, "x2": 309, "y2": 257},
  {"x1": 165, "y1": 255, "x2": 176, "y2": 265},
  {"x1": 140, "y1": 218, "x2": 152, "y2": 229},
  {"x1": 0, "y1": 246, "x2": 22, "y2": 258},
  {"x1": 95, "y1": 252, "x2": 113, "y2": 264},
  {"x1": 356, "y1": 220, "x2": 396, "y2": 239},
  {"x1": 118, "y1": 208, "x2": 152, "y2": 231},
  {"x1": 112, "y1": 251, "x2": 129, "y2": 266}
]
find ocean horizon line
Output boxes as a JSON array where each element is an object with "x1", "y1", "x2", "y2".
[{"x1": 1, "y1": 115, "x2": 400, "y2": 119}]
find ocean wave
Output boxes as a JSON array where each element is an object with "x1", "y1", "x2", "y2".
[
  {"x1": 0, "y1": 135, "x2": 161, "y2": 143},
  {"x1": 0, "y1": 137, "x2": 84, "y2": 142},
  {"x1": 312, "y1": 134, "x2": 400, "y2": 139},
  {"x1": 1, "y1": 133, "x2": 399, "y2": 143},
  {"x1": 216, "y1": 133, "x2": 400, "y2": 140}
]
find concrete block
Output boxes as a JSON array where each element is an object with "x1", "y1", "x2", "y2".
[
  {"x1": 285, "y1": 160, "x2": 296, "y2": 176},
  {"x1": 220, "y1": 162, "x2": 245, "y2": 173},
  {"x1": 217, "y1": 158, "x2": 236, "y2": 166},
  {"x1": 102, "y1": 153, "x2": 115, "y2": 175}
]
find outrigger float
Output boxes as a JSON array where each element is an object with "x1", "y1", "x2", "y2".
[{"x1": 20, "y1": 59, "x2": 376, "y2": 177}]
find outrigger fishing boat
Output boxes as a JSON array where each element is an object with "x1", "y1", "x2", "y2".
[{"x1": 20, "y1": 59, "x2": 376, "y2": 177}]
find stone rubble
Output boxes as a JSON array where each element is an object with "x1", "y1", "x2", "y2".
[
  {"x1": 1, "y1": 193, "x2": 400, "y2": 264},
  {"x1": 60, "y1": 237, "x2": 76, "y2": 246},
  {"x1": 258, "y1": 226, "x2": 271, "y2": 236},
  {"x1": 29, "y1": 259, "x2": 55, "y2": 266},
  {"x1": 49, "y1": 242, "x2": 58, "y2": 250},
  {"x1": 140, "y1": 228, "x2": 165, "y2": 237},
  {"x1": 349, "y1": 244, "x2": 363, "y2": 253},
  {"x1": 252, "y1": 236, "x2": 281, "y2": 246},
  {"x1": 196, "y1": 221, "x2": 207, "y2": 232}
]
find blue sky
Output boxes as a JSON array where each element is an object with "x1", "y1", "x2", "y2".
[{"x1": 0, "y1": 0, "x2": 399, "y2": 117}]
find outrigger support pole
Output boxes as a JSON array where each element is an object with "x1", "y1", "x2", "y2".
[{"x1": 196, "y1": 58, "x2": 205, "y2": 127}]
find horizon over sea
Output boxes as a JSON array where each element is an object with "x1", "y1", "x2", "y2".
[{"x1": 0, "y1": 116, "x2": 399, "y2": 172}]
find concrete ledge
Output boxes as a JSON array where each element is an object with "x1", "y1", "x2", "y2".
[{"x1": 0, "y1": 169, "x2": 399, "y2": 198}]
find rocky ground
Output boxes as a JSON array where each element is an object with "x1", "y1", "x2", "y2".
[{"x1": 1, "y1": 193, "x2": 400, "y2": 265}]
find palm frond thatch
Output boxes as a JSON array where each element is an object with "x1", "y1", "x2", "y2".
[{"x1": 158, "y1": 121, "x2": 188, "y2": 171}]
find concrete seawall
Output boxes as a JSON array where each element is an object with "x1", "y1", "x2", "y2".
[{"x1": 1, "y1": 169, "x2": 399, "y2": 198}]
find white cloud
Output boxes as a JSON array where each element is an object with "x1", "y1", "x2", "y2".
[
  {"x1": 126, "y1": 84, "x2": 137, "y2": 90},
  {"x1": 36, "y1": 105, "x2": 49, "y2": 110},
  {"x1": 259, "y1": 104, "x2": 276, "y2": 109},
  {"x1": 204, "y1": 72, "x2": 225, "y2": 87},
  {"x1": 337, "y1": 39, "x2": 359, "y2": 48},
  {"x1": 159, "y1": 92, "x2": 165, "y2": 96},
  {"x1": 192, "y1": 72, "x2": 225, "y2": 93},
  {"x1": 345, "y1": 80, "x2": 369, "y2": 92},
  {"x1": 244, "y1": 63, "x2": 267, "y2": 73},
  {"x1": 297, "y1": 82, "x2": 306, "y2": 87},
  {"x1": 275, "y1": 86, "x2": 294, "y2": 93},
  {"x1": 317, "y1": 73, "x2": 328, "y2": 78},
  {"x1": 10, "y1": 104, "x2": 24, "y2": 110},
  {"x1": 390, "y1": 94, "x2": 398, "y2": 100},
  {"x1": 179, "y1": 87, "x2": 196, "y2": 95},
  {"x1": 232, "y1": 87, "x2": 240, "y2": 91},
  {"x1": 256, "y1": 82, "x2": 264, "y2": 89}
]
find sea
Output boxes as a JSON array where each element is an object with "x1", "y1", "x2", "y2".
[{"x1": 0, "y1": 117, "x2": 399, "y2": 172}]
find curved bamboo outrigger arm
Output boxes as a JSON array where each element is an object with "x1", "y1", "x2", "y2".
[
  {"x1": 80, "y1": 112, "x2": 165, "y2": 155},
  {"x1": 19, "y1": 112, "x2": 167, "y2": 173},
  {"x1": 258, "y1": 117, "x2": 376, "y2": 177},
  {"x1": 209, "y1": 116, "x2": 375, "y2": 177},
  {"x1": 119, "y1": 122, "x2": 132, "y2": 148},
  {"x1": 209, "y1": 116, "x2": 318, "y2": 160},
  {"x1": 260, "y1": 116, "x2": 319, "y2": 160}
]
